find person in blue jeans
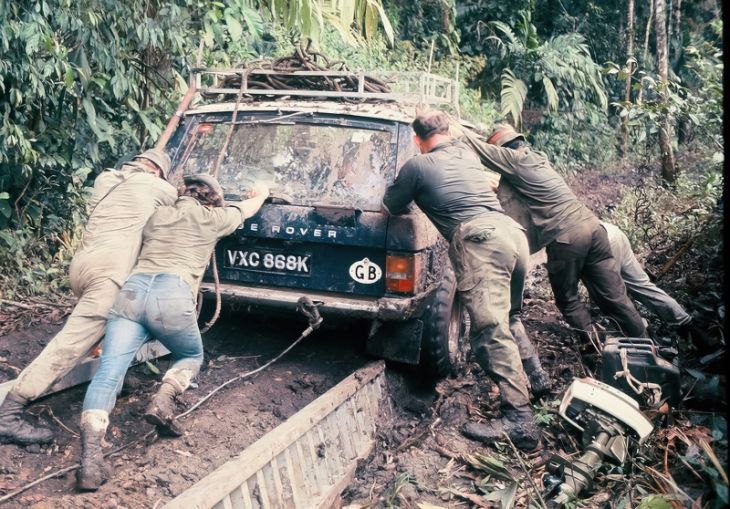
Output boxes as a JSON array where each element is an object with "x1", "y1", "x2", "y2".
[{"x1": 76, "y1": 175, "x2": 269, "y2": 491}]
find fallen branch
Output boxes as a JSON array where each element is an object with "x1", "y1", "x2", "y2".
[
  {"x1": 445, "y1": 488, "x2": 493, "y2": 508},
  {"x1": 502, "y1": 432, "x2": 549, "y2": 509},
  {"x1": 0, "y1": 299, "x2": 37, "y2": 311}
]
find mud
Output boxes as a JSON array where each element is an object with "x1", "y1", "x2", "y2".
[
  {"x1": 0, "y1": 312, "x2": 369, "y2": 508},
  {"x1": 1, "y1": 166, "x2": 725, "y2": 508}
]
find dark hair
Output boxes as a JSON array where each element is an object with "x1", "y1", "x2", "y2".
[
  {"x1": 504, "y1": 138, "x2": 527, "y2": 150},
  {"x1": 412, "y1": 111, "x2": 450, "y2": 140},
  {"x1": 182, "y1": 183, "x2": 224, "y2": 207}
]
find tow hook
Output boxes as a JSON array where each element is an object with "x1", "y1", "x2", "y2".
[{"x1": 296, "y1": 296, "x2": 323, "y2": 332}]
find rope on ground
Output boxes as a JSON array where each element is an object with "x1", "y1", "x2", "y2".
[{"x1": 0, "y1": 321, "x2": 318, "y2": 505}]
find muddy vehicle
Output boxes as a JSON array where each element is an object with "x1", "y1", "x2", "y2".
[{"x1": 164, "y1": 69, "x2": 471, "y2": 378}]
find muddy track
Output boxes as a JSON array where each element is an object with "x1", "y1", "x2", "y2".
[{"x1": 0, "y1": 312, "x2": 371, "y2": 508}]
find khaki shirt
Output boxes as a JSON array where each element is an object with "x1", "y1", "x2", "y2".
[
  {"x1": 68, "y1": 163, "x2": 178, "y2": 293},
  {"x1": 132, "y1": 196, "x2": 248, "y2": 295},
  {"x1": 382, "y1": 138, "x2": 505, "y2": 241},
  {"x1": 456, "y1": 128, "x2": 595, "y2": 249}
]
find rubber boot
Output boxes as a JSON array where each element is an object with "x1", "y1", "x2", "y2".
[
  {"x1": 0, "y1": 392, "x2": 54, "y2": 445},
  {"x1": 76, "y1": 410, "x2": 111, "y2": 491},
  {"x1": 522, "y1": 356, "x2": 552, "y2": 399},
  {"x1": 144, "y1": 382, "x2": 182, "y2": 437},
  {"x1": 462, "y1": 405, "x2": 541, "y2": 452},
  {"x1": 462, "y1": 381, "x2": 541, "y2": 451}
]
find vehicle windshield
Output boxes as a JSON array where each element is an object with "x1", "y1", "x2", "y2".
[{"x1": 180, "y1": 119, "x2": 397, "y2": 211}]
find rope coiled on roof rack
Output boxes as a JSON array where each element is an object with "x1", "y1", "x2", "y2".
[{"x1": 209, "y1": 39, "x2": 392, "y2": 100}]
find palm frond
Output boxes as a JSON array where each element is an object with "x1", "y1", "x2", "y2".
[
  {"x1": 490, "y1": 20, "x2": 518, "y2": 46},
  {"x1": 542, "y1": 76, "x2": 559, "y2": 111},
  {"x1": 500, "y1": 69, "x2": 527, "y2": 128}
]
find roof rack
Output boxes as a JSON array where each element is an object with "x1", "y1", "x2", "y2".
[{"x1": 192, "y1": 68, "x2": 460, "y2": 110}]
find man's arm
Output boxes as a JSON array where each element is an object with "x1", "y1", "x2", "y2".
[
  {"x1": 451, "y1": 123, "x2": 520, "y2": 179},
  {"x1": 214, "y1": 181, "x2": 270, "y2": 237},
  {"x1": 382, "y1": 161, "x2": 419, "y2": 215}
]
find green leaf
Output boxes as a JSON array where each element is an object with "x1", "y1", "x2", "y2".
[
  {"x1": 145, "y1": 361, "x2": 160, "y2": 375},
  {"x1": 225, "y1": 12, "x2": 243, "y2": 42},
  {"x1": 64, "y1": 66, "x2": 75, "y2": 90},
  {"x1": 82, "y1": 98, "x2": 103, "y2": 139},
  {"x1": 636, "y1": 495, "x2": 673, "y2": 509},
  {"x1": 500, "y1": 69, "x2": 527, "y2": 129},
  {"x1": 239, "y1": 6, "x2": 264, "y2": 40},
  {"x1": 542, "y1": 76, "x2": 559, "y2": 111},
  {"x1": 0, "y1": 200, "x2": 11, "y2": 219}
]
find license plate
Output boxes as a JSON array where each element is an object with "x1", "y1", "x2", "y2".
[{"x1": 224, "y1": 249, "x2": 311, "y2": 275}]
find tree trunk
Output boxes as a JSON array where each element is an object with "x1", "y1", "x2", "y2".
[
  {"x1": 671, "y1": 0, "x2": 682, "y2": 61},
  {"x1": 621, "y1": 0, "x2": 635, "y2": 157},
  {"x1": 655, "y1": 0, "x2": 677, "y2": 182},
  {"x1": 638, "y1": 0, "x2": 654, "y2": 104}
]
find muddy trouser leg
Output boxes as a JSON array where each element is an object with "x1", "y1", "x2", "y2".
[
  {"x1": 507, "y1": 227, "x2": 552, "y2": 397},
  {"x1": 614, "y1": 240, "x2": 690, "y2": 327},
  {"x1": 450, "y1": 216, "x2": 530, "y2": 411},
  {"x1": 142, "y1": 275, "x2": 202, "y2": 434},
  {"x1": 582, "y1": 226, "x2": 648, "y2": 338},
  {"x1": 11, "y1": 278, "x2": 120, "y2": 402},
  {"x1": 507, "y1": 230, "x2": 536, "y2": 359},
  {"x1": 545, "y1": 226, "x2": 593, "y2": 335}
]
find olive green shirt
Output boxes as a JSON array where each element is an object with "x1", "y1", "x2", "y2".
[
  {"x1": 458, "y1": 130, "x2": 595, "y2": 249},
  {"x1": 382, "y1": 138, "x2": 505, "y2": 241},
  {"x1": 132, "y1": 196, "x2": 249, "y2": 295},
  {"x1": 69, "y1": 163, "x2": 178, "y2": 292}
]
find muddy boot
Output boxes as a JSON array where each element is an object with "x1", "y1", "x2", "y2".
[
  {"x1": 462, "y1": 405, "x2": 541, "y2": 451},
  {"x1": 144, "y1": 382, "x2": 182, "y2": 437},
  {"x1": 76, "y1": 410, "x2": 111, "y2": 491},
  {"x1": 522, "y1": 356, "x2": 552, "y2": 399},
  {"x1": 0, "y1": 392, "x2": 54, "y2": 446}
]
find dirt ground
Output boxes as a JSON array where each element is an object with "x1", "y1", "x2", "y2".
[
  {"x1": 0, "y1": 314, "x2": 370, "y2": 508},
  {"x1": 339, "y1": 168, "x2": 727, "y2": 509},
  {"x1": 0, "y1": 167, "x2": 725, "y2": 509}
]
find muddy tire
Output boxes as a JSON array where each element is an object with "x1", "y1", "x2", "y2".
[{"x1": 418, "y1": 267, "x2": 467, "y2": 379}]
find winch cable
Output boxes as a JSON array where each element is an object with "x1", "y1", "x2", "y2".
[{"x1": 198, "y1": 75, "x2": 247, "y2": 334}]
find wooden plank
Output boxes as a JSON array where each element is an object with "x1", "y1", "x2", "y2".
[{"x1": 164, "y1": 362, "x2": 385, "y2": 509}]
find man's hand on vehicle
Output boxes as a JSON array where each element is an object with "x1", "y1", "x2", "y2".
[{"x1": 250, "y1": 181, "x2": 270, "y2": 198}]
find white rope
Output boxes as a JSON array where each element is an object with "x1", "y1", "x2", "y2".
[{"x1": 614, "y1": 348, "x2": 663, "y2": 407}]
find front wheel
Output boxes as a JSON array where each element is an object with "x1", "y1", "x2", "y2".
[{"x1": 418, "y1": 267, "x2": 468, "y2": 379}]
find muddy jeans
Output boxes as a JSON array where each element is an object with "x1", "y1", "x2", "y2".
[
  {"x1": 546, "y1": 219, "x2": 648, "y2": 338},
  {"x1": 449, "y1": 213, "x2": 531, "y2": 409},
  {"x1": 82, "y1": 273, "x2": 203, "y2": 413},
  {"x1": 11, "y1": 278, "x2": 120, "y2": 402},
  {"x1": 606, "y1": 224, "x2": 691, "y2": 327}
]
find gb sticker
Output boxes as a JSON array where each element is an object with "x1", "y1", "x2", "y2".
[{"x1": 349, "y1": 258, "x2": 382, "y2": 284}]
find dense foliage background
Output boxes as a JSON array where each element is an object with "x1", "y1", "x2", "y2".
[
  {"x1": 0, "y1": 0, "x2": 723, "y2": 297},
  {"x1": 0, "y1": 2, "x2": 725, "y2": 506}
]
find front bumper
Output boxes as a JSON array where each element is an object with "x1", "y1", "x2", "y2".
[{"x1": 200, "y1": 282, "x2": 432, "y2": 321}]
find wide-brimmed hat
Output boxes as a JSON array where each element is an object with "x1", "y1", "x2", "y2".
[
  {"x1": 183, "y1": 173, "x2": 224, "y2": 199},
  {"x1": 486, "y1": 124, "x2": 526, "y2": 147},
  {"x1": 133, "y1": 148, "x2": 171, "y2": 180}
]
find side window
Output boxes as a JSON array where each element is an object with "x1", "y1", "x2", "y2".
[{"x1": 395, "y1": 123, "x2": 419, "y2": 178}]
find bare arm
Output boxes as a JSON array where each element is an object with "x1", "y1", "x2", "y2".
[{"x1": 214, "y1": 181, "x2": 270, "y2": 237}]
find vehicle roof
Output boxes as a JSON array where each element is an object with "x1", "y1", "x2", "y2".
[{"x1": 184, "y1": 100, "x2": 435, "y2": 124}]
